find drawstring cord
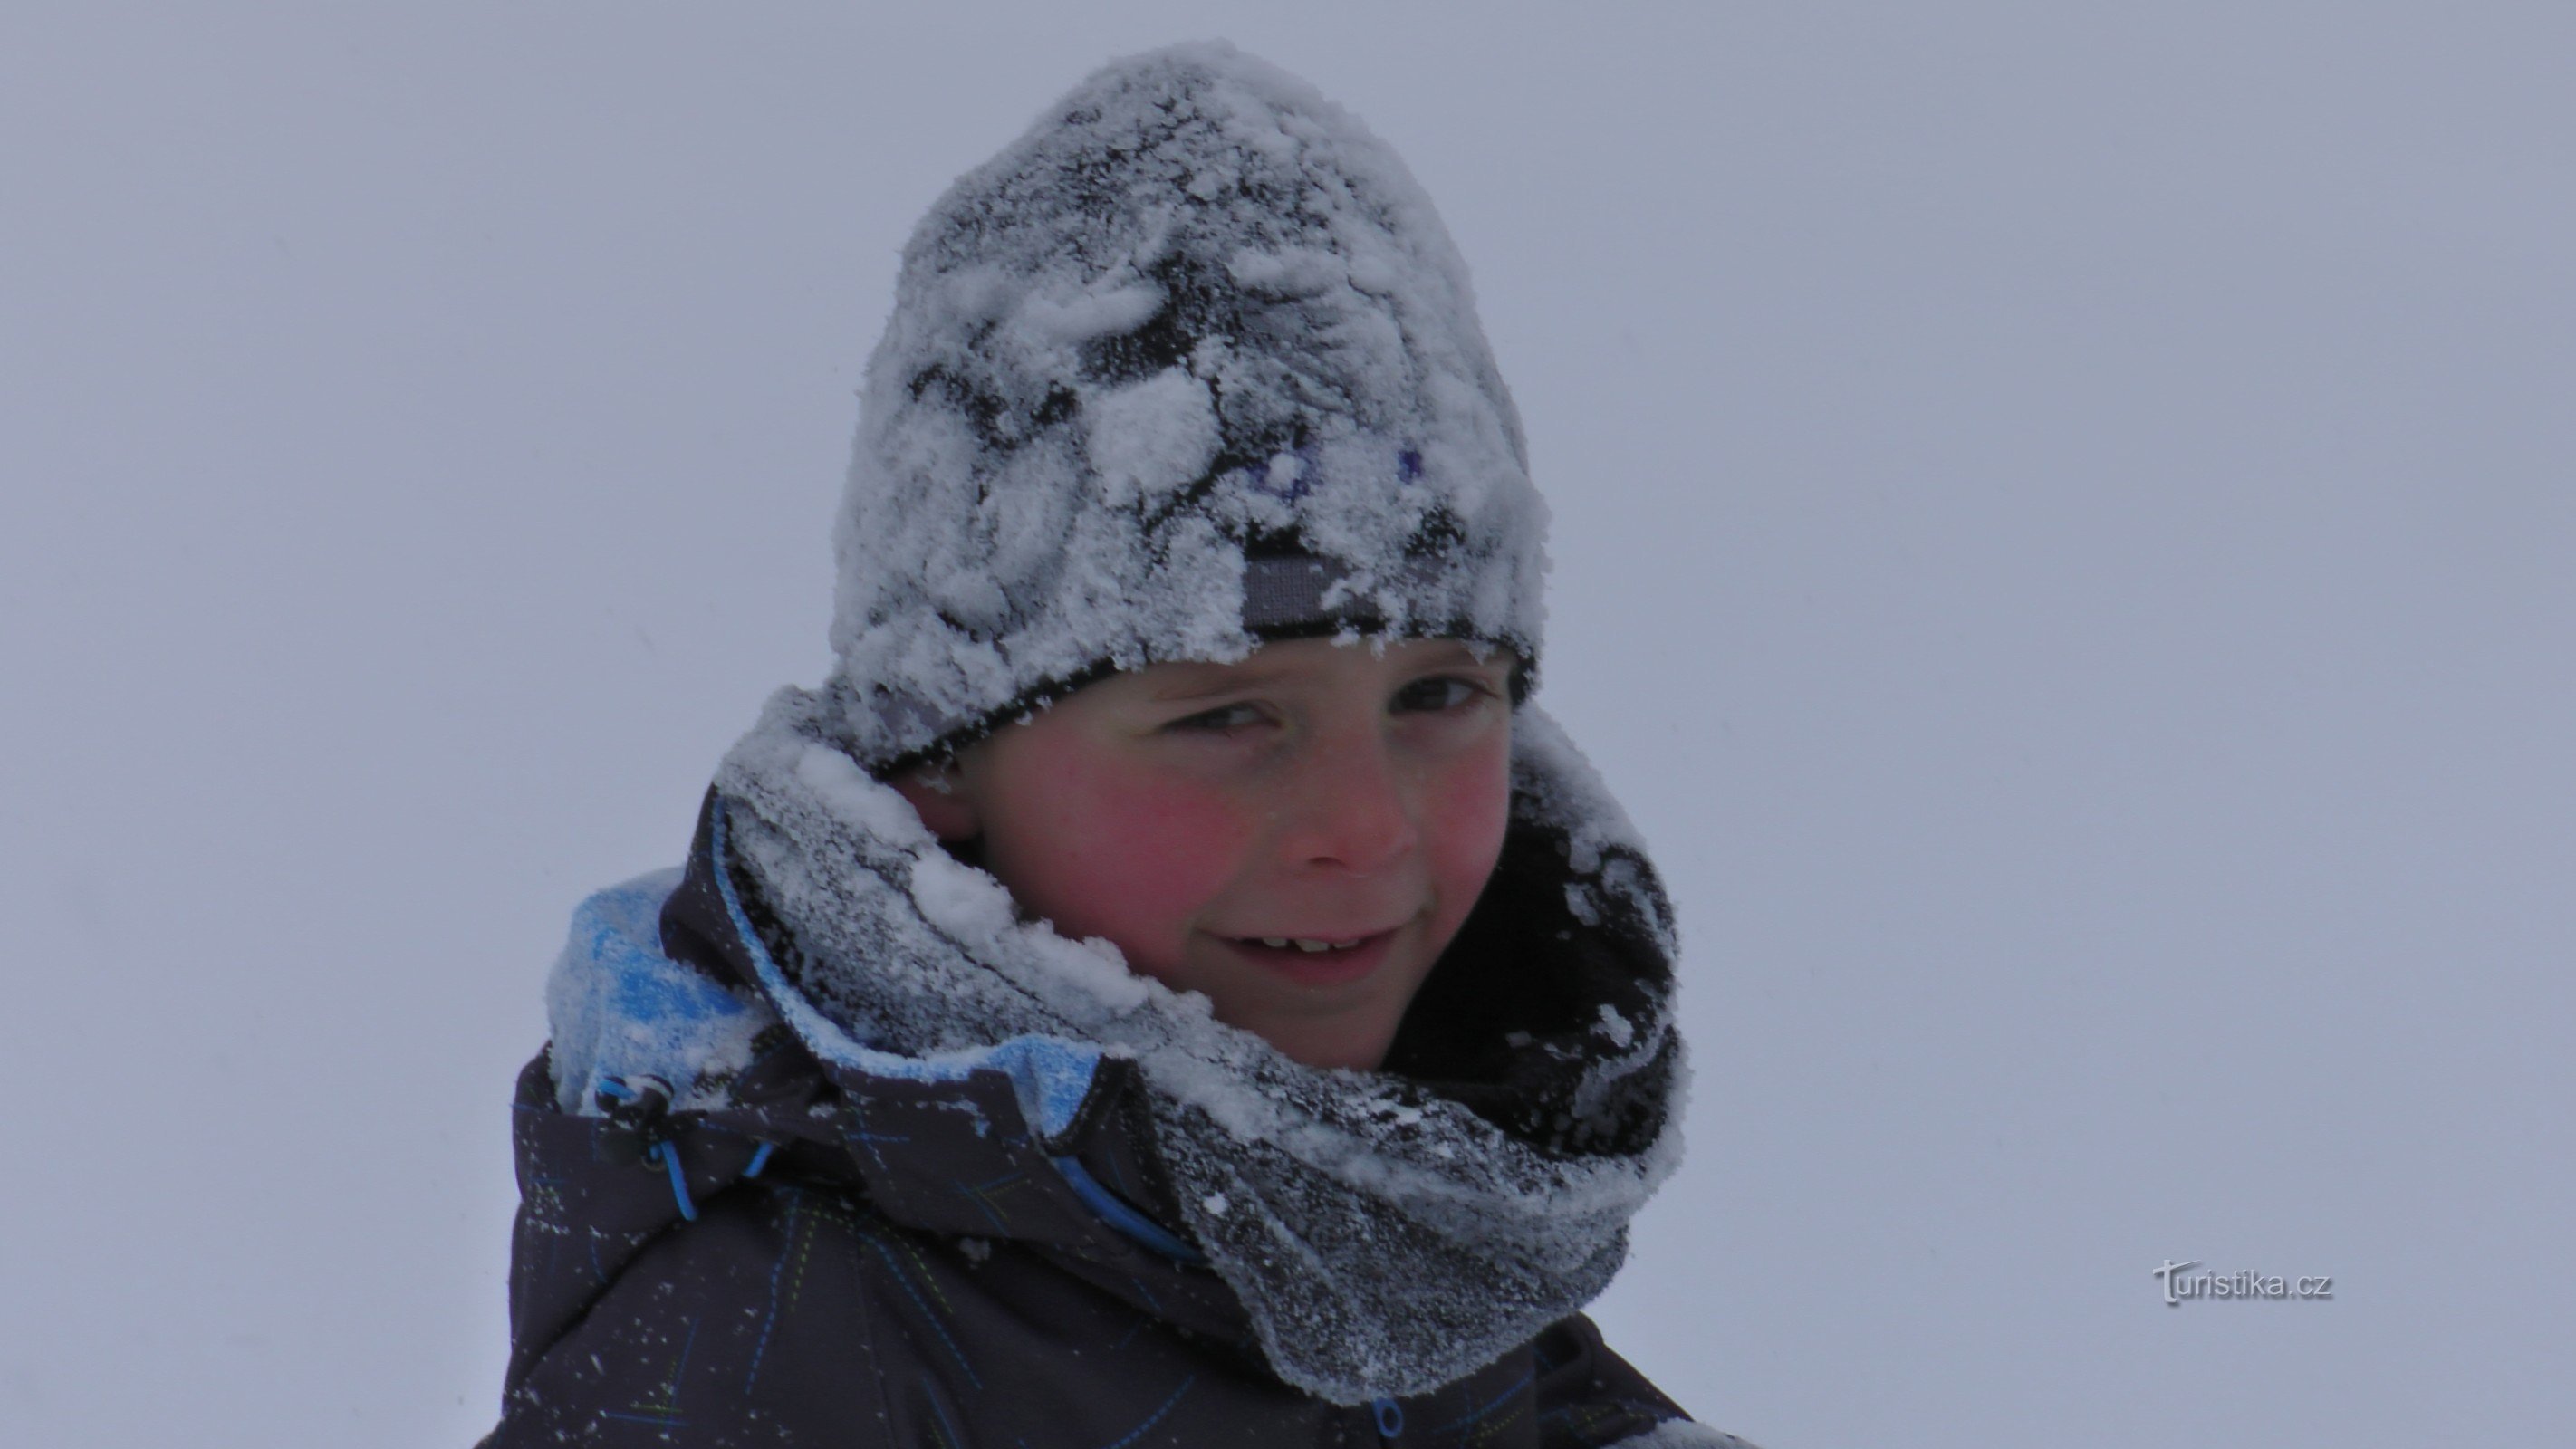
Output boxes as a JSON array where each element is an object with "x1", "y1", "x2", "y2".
[
  {"x1": 594, "y1": 1075, "x2": 703, "y2": 1222},
  {"x1": 648, "y1": 1140, "x2": 698, "y2": 1222},
  {"x1": 594, "y1": 1076, "x2": 775, "y2": 1219}
]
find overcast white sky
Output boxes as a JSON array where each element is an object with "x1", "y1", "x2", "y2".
[{"x1": 5, "y1": 5, "x2": 2571, "y2": 1445}]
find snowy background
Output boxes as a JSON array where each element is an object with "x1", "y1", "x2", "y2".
[{"x1": 5, "y1": 4, "x2": 2571, "y2": 1445}]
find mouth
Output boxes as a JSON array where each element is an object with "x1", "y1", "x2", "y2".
[
  {"x1": 1245, "y1": 935, "x2": 1367, "y2": 953},
  {"x1": 1218, "y1": 927, "x2": 1401, "y2": 985}
]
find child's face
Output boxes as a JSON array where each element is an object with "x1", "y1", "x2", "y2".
[{"x1": 896, "y1": 637, "x2": 1515, "y2": 1070}]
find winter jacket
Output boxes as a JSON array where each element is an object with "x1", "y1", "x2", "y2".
[{"x1": 481, "y1": 703, "x2": 1751, "y2": 1447}]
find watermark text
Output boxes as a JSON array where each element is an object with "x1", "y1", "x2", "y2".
[{"x1": 2153, "y1": 1260, "x2": 2333, "y2": 1307}]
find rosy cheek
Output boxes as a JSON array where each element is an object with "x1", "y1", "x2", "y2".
[
  {"x1": 1420, "y1": 735, "x2": 1514, "y2": 926},
  {"x1": 990, "y1": 734, "x2": 1247, "y2": 974}
]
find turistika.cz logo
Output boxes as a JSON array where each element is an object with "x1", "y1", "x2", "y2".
[{"x1": 2153, "y1": 1260, "x2": 2334, "y2": 1307}]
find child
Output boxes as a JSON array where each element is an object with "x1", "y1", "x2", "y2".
[{"x1": 483, "y1": 43, "x2": 1753, "y2": 1449}]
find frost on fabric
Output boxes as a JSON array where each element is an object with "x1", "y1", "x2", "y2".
[
  {"x1": 1085, "y1": 367, "x2": 1223, "y2": 507},
  {"x1": 703, "y1": 686, "x2": 1689, "y2": 1406},
  {"x1": 826, "y1": 41, "x2": 1547, "y2": 768},
  {"x1": 1595, "y1": 1003, "x2": 1636, "y2": 1049},
  {"x1": 1513, "y1": 709, "x2": 1678, "y2": 962},
  {"x1": 909, "y1": 849, "x2": 1150, "y2": 1014},
  {"x1": 544, "y1": 868, "x2": 772, "y2": 1113},
  {"x1": 1610, "y1": 1424, "x2": 1764, "y2": 1449}
]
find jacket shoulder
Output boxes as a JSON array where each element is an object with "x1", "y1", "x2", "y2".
[
  {"x1": 485, "y1": 1166, "x2": 914, "y2": 1446},
  {"x1": 1529, "y1": 1313, "x2": 1745, "y2": 1449}
]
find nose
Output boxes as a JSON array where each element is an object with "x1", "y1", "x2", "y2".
[{"x1": 1277, "y1": 729, "x2": 1418, "y2": 876}]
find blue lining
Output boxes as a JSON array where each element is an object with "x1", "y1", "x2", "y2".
[
  {"x1": 1052, "y1": 1156, "x2": 1207, "y2": 1266},
  {"x1": 700, "y1": 797, "x2": 1226, "y2": 1271},
  {"x1": 706, "y1": 797, "x2": 1106, "y2": 1142},
  {"x1": 552, "y1": 868, "x2": 759, "y2": 1114}
]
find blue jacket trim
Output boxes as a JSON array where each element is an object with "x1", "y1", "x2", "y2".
[
  {"x1": 1052, "y1": 1156, "x2": 1208, "y2": 1265},
  {"x1": 547, "y1": 868, "x2": 766, "y2": 1115},
  {"x1": 706, "y1": 797, "x2": 1106, "y2": 1144}
]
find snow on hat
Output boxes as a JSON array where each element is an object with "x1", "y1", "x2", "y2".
[{"x1": 830, "y1": 41, "x2": 1548, "y2": 772}]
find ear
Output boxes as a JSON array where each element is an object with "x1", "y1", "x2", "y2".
[{"x1": 890, "y1": 761, "x2": 981, "y2": 842}]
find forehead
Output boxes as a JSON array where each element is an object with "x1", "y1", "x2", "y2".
[{"x1": 1120, "y1": 637, "x2": 1505, "y2": 701}]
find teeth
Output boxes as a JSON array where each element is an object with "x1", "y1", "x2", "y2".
[
  {"x1": 1248, "y1": 936, "x2": 1354, "y2": 952},
  {"x1": 1295, "y1": 939, "x2": 1331, "y2": 953},
  {"x1": 1261, "y1": 937, "x2": 1289, "y2": 948}
]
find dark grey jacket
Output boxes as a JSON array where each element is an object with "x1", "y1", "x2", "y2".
[{"x1": 481, "y1": 796, "x2": 1728, "y2": 1447}]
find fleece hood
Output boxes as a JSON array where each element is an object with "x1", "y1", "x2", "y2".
[{"x1": 830, "y1": 41, "x2": 1547, "y2": 771}]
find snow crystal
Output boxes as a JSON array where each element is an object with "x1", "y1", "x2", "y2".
[
  {"x1": 1086, "y1": 367, "x2": 1222, "y2": 506},
  {"x1": 793, "y1": 742, "x2": 928, "y2": 846},
  {"x1": 1015, "y1": 927, "x2": 1153, "y2": 1016},
  {"x1": 907, "y1": 849, "x2": 1021, "y2": 945},
  {"x1": 1015, "y1": 277, "x2": 1168, "y2": 344},
  {"x1": 1565, "y1": 881, "x2": 1602, "y2": 926},
  {"x1": 1594, "y1": 1003, "x2": 1635, "y2": 1049}
]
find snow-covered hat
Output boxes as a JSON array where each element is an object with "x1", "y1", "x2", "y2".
[{"x1": 830, "y1": 41, "x2": 1548, "y2": 772}]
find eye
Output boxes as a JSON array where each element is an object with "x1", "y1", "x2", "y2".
[
  {"x1": 1390, "y1": 675, "x2": 1492, "y2": 714},
  {"x1": 1163, "y1": 701, "x2": 1271, "y2": 734}
]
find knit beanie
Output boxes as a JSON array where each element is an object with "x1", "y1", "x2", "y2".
[{"x1": 829, "y1": 41, "x2": 1548, "y2": 772}]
